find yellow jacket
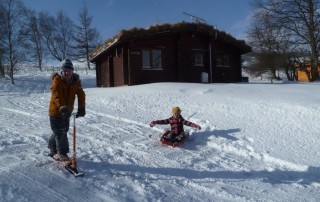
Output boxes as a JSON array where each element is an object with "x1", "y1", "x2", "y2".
[{"x1": 48, "y1": 73, "x2": 86, "y2": 117}]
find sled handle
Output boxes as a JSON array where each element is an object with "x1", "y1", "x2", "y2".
[
  {"x1": 69, "y1": 113, "x2": 77, "y2": 168},
  {"x1": 73, "y1": 113, "x2": 76, "y2": 153}
]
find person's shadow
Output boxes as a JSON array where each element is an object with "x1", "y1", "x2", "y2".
[
  {"x1": 185, "y1": 128, "x2": 241, "y2": 150},
  {"x1": 80, "y1": 160, "x2": 320, "y2": 185}
]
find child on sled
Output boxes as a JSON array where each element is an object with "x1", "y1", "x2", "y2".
[{"x1": 150, "y1": 107, "x2": 201, "y2": 143}]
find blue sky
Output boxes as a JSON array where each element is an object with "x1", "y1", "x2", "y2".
[{"x1": 23, "y1": 0, "x2": 252, "y2": 42}]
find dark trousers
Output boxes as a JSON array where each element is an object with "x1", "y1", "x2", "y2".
[
  {"x1": 167, "y1": 132, "x2": 185, "y2": 142},
  {"x1": 48, "y1": 116, "x2": 70, "y2": 155}
]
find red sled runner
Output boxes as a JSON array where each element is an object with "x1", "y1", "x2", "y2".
[{"x1": 160, "y1": 131, "x2": 189, "y2": 147}]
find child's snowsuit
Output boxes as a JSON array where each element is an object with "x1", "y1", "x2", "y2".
[{"x1": 151, "y1": 115, "x2": 200, "y2": 142}]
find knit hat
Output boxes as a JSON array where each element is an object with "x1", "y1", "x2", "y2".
[
  {"x1": 60, "y1": 59, "x2": 74, "y2": 71},
  {"x1": 172, "y1": 107, "x2": 181, "y2": 113}
]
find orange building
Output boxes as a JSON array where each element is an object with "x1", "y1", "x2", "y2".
[{"x1": 296, "y1": 63, "x2": 320, "y2": 82}]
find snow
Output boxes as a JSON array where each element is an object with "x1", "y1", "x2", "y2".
[{"x1": 1, "y1": 69, "x2": 320, "y2": 202}]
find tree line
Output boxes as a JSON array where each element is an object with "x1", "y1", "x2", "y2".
[
  {"x1": 3, "y1": 0, "x2": 318, "y2": 84},
  {"x1": 246, "y1": 0, "x2": 320, "y2": 81},
  {"x1": 0, "y1": 0, "x2": 100, "y2": 84}
]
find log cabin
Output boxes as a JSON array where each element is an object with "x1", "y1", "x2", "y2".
[{"x1": 90, "y1": 22, "x2": 251, "y2": 87}]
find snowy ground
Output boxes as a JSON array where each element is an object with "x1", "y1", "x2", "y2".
[{"x1": 1, "y1": 69, "x2": 320, "y2": 201}]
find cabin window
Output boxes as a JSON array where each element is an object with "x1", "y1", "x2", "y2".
[
  {"x1": 142, "y1": 49, "x2": 162, "y2": 69},
  {"x1": 142, "y1": 50, "x2": 151, "y2": 68},
  {"x1": 194, "y1": 52, "x2": 204, "y2": 66},
  {"x1": 216, "y1": 55, "x2": 231, "y2": 67}
]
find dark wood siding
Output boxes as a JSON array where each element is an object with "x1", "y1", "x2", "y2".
[
  {"x1": 212, "y1": 40, "x2": 242, "y2": 82},
  {"x1": 113, "y1": 53, "x2": 124, "y2": 86},
  {"x1": 178, "y1": 32, "x2": 210, "y2": 83},
  {"x1": 127, "y1": 35, "x2": 179, "y2": 85},
  {"x1": 96, "y1": 60, "x2": 101, "y2": 87},
  {"x1": 100, "y1": 57, "x2": 110, "y2": 87}
]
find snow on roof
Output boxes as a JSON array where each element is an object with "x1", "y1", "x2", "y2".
[{"x1": 90, "y1": 22, "x2": 251, "y2": 61}]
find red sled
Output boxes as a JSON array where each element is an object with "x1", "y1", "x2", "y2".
[{"x1": 160, "y1": 131, "x2": 189, "y2": 147}]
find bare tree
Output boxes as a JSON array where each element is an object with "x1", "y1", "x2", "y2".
[
  {"x1": 25, "y1": 10, "x2": 46, "y2": 71},
  {"x1": 0, "y1": 0, "x2": 28, "y2": 84},
  {"x1": 0, "y1": 50, "x2": 4, "y2": 77},
  {"x1": 254, "y1": 0, "x2": 320, "y2": 81},
  {"x1": 73, "y1": 3, "x2": 100, "y2": 72},
  {"x1": 55, "y1": 11, "x2": 75, "y2": 60},
  {"x1": 39, "y1": 11, "x2": 75, "y2": 62},
  {"x1": 0, "y1": 5, "x2": 4, "y2": 77},
  {"x1": 247, "y1": 2, "x2": 295, "y2": 80}
]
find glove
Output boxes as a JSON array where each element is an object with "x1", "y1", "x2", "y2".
[
  {"x1": 193, "y1": 124, "x2": 201, "y2": 130},
  {"x1": 150, "y1": 121, "x2": 156, "y2": 127},
  {"x1": 76, "y1": 108, "x2": 86, "y2": 118},
  {"x1": 59, "y1": 106, "x2": 70, "y2": 117}
]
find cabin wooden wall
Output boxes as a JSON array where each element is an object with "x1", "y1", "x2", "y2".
[
  {"x1": 177, "y1": 32, "x2": 210, "y2": 83},
  {"x1": 126, "y1": 34, "x2": 179, "y2": 85},
  {"x1": 212, "y1": 40, "x2": 242, "y2": 82},
  {"x1": 96, "y1": 56, "x2": 111, "y2": 87},
  {"x1": 95, "y1": 31, "x2": 245, "y2": 87}
]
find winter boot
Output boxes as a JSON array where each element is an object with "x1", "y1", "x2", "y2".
[
  {"x1": 53, "y1": 153, "x2": 69, "y2": 161},
  {"x1": 48, "y1": 150, "x2": 57, "y2": 158},
  {"x1": 176, "y1": 134, "x2": 183, "y2": 141},
  {"x1": 176, "y1": 132, "x2": 186, "y2": 142}
]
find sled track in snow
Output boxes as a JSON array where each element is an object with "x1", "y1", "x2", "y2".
[
  {"x1": 77, "y1": 109, "x2": 205, "y2": 168},
  {"x1": 83, "y1": 109, "x2": 308, "y2": 173},
  {"x1": 0, "y1": 106, "x2": 41, "y2": 118},
  {"x1": 86, "y1": 109, "x2": 163, "y2": 133}
]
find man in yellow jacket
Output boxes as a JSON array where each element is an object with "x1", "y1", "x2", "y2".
[{"x1": 48, "y1": 59, "x2": 86, "y2": 161}]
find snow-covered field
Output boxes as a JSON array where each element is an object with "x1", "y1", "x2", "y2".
[{"x1": 1, "y1": 69, "x2": 320, "y2": 201}]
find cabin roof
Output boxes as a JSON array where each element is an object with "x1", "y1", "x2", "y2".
[{"x1": 91, "y1": 22, "x2": 251, "y2": 61}]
